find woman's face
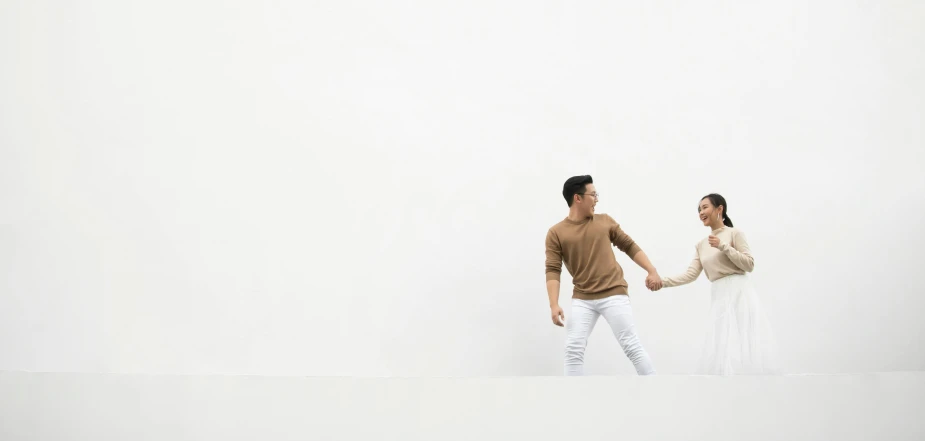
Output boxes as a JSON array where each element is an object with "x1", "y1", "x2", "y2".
[{"x1": 698, "y1": 198, "x2": 722, "y2": 226}]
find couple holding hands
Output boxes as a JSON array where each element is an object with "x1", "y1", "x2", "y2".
[{"x1": 544, "y1": 175, "x2": 779, "y2": 376}]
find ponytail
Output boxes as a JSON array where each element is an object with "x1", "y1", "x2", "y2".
[{"x1": 723, "y1": 215, "x2": 733, "y2": 228}]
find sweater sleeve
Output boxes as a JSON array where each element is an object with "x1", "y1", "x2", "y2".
[
  {"x1": 661, "y1": 247, "x2": 703, "y2": 287},
  {"x1": 605, "y1": 215, "x2": 642, "y2": 259},
  {"x1": 718, "y1": 229, "x2": 755, "y2": 272},
  {"x1": 545, "y1": 229, "x2": 563, "y2": 281}
]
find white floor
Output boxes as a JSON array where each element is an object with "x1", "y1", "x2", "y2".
[{"x1": 1, "y1": 371, "x2": 923, "y2": 440}]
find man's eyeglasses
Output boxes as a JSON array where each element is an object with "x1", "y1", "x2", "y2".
[{"x1": 578, "y1": 192, "x2": 599, "y2": 199}]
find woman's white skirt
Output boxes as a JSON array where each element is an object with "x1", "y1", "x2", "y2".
[{"x1": 698, "y1": 274, "x2": 780, "y2": 375}]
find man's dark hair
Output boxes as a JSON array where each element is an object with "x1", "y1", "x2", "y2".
[{"x1": 562, "y1": 175, "x2": 593, "y2": 207}]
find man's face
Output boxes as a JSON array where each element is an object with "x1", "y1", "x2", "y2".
[{"x1": 575, "y1": 183, "x2": 598, "y2": 215}]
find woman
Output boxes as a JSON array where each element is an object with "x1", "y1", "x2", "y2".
[{"x1": 657, "y1": 193, "x2": 780, "y2": 375}]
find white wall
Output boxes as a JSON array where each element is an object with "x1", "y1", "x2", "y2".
[
  {"x1": 1, "y1": 0, "x2": 923, "y2": 376},
  {"x1": 1, "y1": 371, "x2": 923, "y2": 440}
]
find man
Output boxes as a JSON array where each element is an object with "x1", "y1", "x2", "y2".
[{"x1": 545, "y1": 175, "x2": 661, "y2": 376}]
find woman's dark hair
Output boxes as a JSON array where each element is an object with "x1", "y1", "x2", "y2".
[
  {"x1": 701, "y1": 193, "x2": 734, "y2": 227},
  {"x1": 563, "y1": 175, "x2": 593, "y2": 207}
]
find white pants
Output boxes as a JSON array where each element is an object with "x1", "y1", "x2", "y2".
[{"x1": 565, "y1": 295, "x2": 656, "y2": 376}]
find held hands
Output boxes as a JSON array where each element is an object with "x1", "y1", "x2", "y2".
[
  {"x1": 550, "y1": 304, "x2": 565, "y2": 327},
  {"x1": 645, "y1": 272, "x2": 663, "y2": 291}
]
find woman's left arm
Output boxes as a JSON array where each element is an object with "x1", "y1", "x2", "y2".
[{"x1": 718, "y1": 229, "x2": 755, "y2": 272}]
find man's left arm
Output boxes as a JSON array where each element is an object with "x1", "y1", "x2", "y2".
[{"x1": 607, "y1": 215, "x2": 662, "y2": 290}]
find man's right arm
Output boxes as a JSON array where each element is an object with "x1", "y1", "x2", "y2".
[
  {"x1": 545, "y1": 230, "x2": 565, "y2": 326},
  {"x1": 545, "y1": 229, "x2": 563, "y2": 286},
  {"x1": 546, "y1": 279, "x2": 560, "y2": 308}
]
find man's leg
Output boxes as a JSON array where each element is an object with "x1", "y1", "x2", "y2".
[
  {"x1": 564, "y1": 298, "x2": 599, "y2": 376},
  {"x1": 598, "y1": 295, "x2": 656, "y2": 375}
]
